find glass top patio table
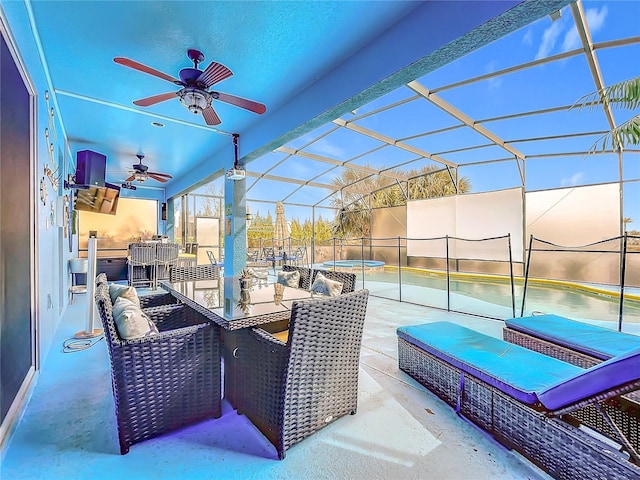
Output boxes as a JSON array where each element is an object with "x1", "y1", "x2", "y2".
[{"x1": 160, "y1": 278, "x2": 315, "y2": 330}]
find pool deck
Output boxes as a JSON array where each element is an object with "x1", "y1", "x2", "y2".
[{"x1": 1, "y1": 287, "x2": 552, "y2": 480}]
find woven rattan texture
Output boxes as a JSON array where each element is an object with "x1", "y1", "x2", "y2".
[
  {"x1": 128, "y1": 243, "x2": 156, "y2": 287},
  {"x1": 398, "y1": 337, "x2": 640, "y2": 480},
  {"x1": 232, "y1": 289, "x2": 370, "y2": 459},
  {"x1": 503, "y1": 326, "x2": 640, "y2": 450},
  {"x1": 94, "y1": 281, "x2": 221, "y2": 454},
  {"x1": 139, "y1": 292, "x2": 180, "y2": 309},
  {"x1": 155, "y1": 243, "x2": 180, "y2": 283},
  {"x1": 169, "y1": 264, "x2": 220, "y2": 281}
]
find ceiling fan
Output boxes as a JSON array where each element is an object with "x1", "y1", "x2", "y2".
[
  {"x1": 126, "y1": 155, "x2": 173, "y2": 183},
  {"x1": 114, "y1": 49, "x2": 266, "y2": 126}
]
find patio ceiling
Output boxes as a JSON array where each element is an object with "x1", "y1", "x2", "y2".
[{"x1": 3, "y1": 0, "x2": 586, "y2": 201}]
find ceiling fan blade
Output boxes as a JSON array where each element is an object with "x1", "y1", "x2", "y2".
[
  {"x1": 214, "y1": 92, "x2": 266, "y2": 114},
  {"x1": 125, "y1": 174, "x2": 136, "y2": 182},
  {"x1": 114, "y1": 57, "x2": 179, "y2": 84},
  {"x1": 197, "y1": 61, "x2": 233, "y2": 88},
  {"x1": 202, "y1": 105, "x2": 221, "y2": 125},
  {"x1": 147, "y1": 173, "x2": 169, "y2": 183},
  {"x1": 147, "y1": 171, "x2": 173, "y2": 178},
  {"x1": 133, "y1": 92, "x2": 177, "y2": 107}
]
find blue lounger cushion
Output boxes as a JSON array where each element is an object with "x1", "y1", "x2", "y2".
[
  {"x1": 538, "y1": 345, "x2": 640, "y2": 410},
  {"x1": 398, "y1": 321, "x2": 640, "y2": 412},
  {"x1": 505, "y1": 314, "x2": 640, "y2": 360},
  {"x1": 397, "y1": 322, "x2": 581, "y2": 405}
]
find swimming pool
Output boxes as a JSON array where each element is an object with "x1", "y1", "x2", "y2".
[{"x1": 351, "y1": 266, "x2": 640, "y2": 330}]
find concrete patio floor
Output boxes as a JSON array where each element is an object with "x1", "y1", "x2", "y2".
[{"x1": 1, "y1": 286, "x2": 551, "y2": 479}]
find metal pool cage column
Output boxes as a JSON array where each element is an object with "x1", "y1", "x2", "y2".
[{"x1": 443, "y1": 234, "x2": 516, "y2": 318}]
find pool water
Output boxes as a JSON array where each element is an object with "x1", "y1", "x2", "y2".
[
  {"x1": 354, "y1": 267, "x2": 640, "y2": 330},
  {"x1": 322, "y1": 259, "x2": 385, "y2": 269}
]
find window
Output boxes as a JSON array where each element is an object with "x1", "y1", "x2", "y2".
[{"x1": 78, "y1": 198, "x2": 158, "y2": 256}]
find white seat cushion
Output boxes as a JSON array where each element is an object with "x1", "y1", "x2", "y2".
[
  {"x1": 112, "y1": 297, "x2": 158, "y2": 340},
  {"x1": 310, "y1": 272, "x2": 343, "y2": 296}
]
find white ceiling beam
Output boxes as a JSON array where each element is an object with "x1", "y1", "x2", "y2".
[
  {"x1": 332, "y1": 118, "x2": 458, "y2": 168},
  {"x1": 407, "y1": 80, "x2": 526, "y2": 161}
]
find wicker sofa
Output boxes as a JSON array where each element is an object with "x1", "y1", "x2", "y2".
[
  {"x1": 398, "y1": 321, "x2": 640, "y2": 479},
  {"x1": 94, "y1": 277, "x2": 221, "y2": 454},
  {"x1": 230, "y1": 289, "x2": 370, "y2": 459}
]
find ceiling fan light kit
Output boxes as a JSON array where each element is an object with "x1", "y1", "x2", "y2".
[{"x1": 178, "y1": 87, "x2": 211, "y2": 114}]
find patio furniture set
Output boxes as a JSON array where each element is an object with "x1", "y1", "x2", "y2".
[
  {"x1": 397, "y1": 315, "x2": 640, "y2": 479},
  {"x1": 93, "y1": 265, "x2": 368, "y2": 460},
  {"x1": 262, "y1": 245, "x2": 308, "y2": 273}
]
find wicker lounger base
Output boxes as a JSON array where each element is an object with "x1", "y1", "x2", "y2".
[
  {"x1": 398, "y1": 337, "x2": 640, "y2": 480},
  {"x1": 504, "y1": 327, "x2": 640, "y2": 452}
]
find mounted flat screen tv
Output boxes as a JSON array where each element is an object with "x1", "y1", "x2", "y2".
[{"x1": 74, "y1": 182, "x2": 121, "y2": 215}]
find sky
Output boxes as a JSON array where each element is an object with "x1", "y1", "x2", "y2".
[{"x1": 197, "y1": 0, "x2": 640, "y2": 231}]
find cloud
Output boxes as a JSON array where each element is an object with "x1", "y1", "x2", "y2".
[
  {"x1": 484, "y1": 60, "x2": 502, "y2": 90},
  {"x1": 561, "y1": 6, "x2": 608, "y2": 52},
  {"x1": 535, "y1": 21, "x2": 564, "y2": 59},
  {"x1": 561, "y1": 25, "x2": 580, "y2": 51},
  {"x1": 561, "y1": 172, "x2": 585, "y2": 186},
  {"x1": 313, "y1": 139, "x2": 346, "y2": 159},
  {"x1": 522, "y1": 28, "x2": 533, "y2": 46},
  {"x1": 586, "y1": 6, "x2": 608, "y2": 32}
]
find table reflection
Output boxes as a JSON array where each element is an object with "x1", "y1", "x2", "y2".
[{"x1": 161, "y1": 277, "x2": 316, "y2": 329}]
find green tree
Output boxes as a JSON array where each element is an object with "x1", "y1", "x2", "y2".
[
  {"x1": 247, "y1": 211, "x2": 274, "y2": 248},
  {"x1": 195, "y1": 183, "x2": 224, "y2": 216},
  {"x1": 571, "y1": 76, "x2": 640, "y2": 152}
]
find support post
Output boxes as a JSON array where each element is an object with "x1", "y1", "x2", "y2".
[{"x1": 74, "y1": 234, "x2": 103, "y2": 339}]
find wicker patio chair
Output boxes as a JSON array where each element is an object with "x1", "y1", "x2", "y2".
[
  {"x1": 398, "y1": 321, "x2": 640, "y2": 479},
  {"x1": 281, "y1": 265, "x2": 313, "y2": 290},
  {"x1": 169, "y1": 264, "x2": 220, "y2": 282},
  {"x1": 311, "y1": 269, "x2": 357, "y2": 293},
  {"x1": 127, "y1": 243, "x2": 156, "y2": 288},
  {"x1": 94, "y1": 281, "x2": 221, "y2": 454},
  {"x1": 231, "y1": 289, "x2": 370, "y2": 459},
  {"x1": 155, "y1": 243, "x2": 179, "y2": 287},
  {"x1": 139, "y1": 291, "x2": 180, "y2": 309}
]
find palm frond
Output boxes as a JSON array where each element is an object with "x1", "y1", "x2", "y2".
[
  {"x1": 588, "y1": 114, "x2": 640, "y2": 153},
  {"x1": 571, "y1": 77, "x2": 640, "y2": 112}
]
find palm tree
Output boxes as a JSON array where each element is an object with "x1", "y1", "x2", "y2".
[
  {"x1": 571, "y1": 76, "x2": 640, "y2": 152},
  {"x1": 330, "y1": 164, "x2": 471, "y2": 238},
  {"x1": 623, "y1": 217, "x2": 632, "y2": 232}
]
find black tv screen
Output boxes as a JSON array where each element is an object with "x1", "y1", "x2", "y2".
[{"x1": 74, "y1": 182, "x2": 121, "y2": 215}]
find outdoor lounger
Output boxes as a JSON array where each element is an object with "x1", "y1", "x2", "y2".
[
  {"x1": 397, "y1": 321, "x2": 640, "y2": 480},
  {"x1": 503, "y1": 315, "x2": 640, "y2": 451},
  {"x1": 503, "y1": 314, "x2": 640, "y2": 368}
]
